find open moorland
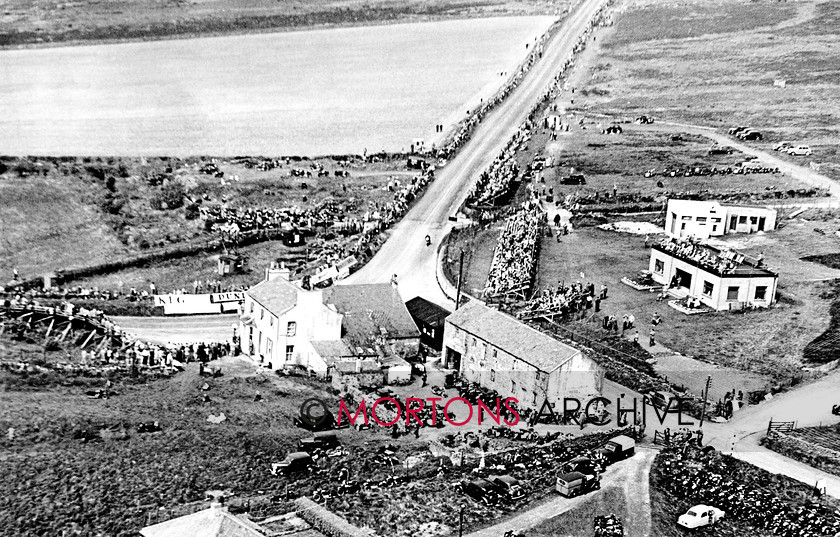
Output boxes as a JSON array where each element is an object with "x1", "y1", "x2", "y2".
[
  {"x1": 0, "y1": 15, "x2": 556, "y2": 156},
  {"x1": 0, "y1": 0, "x2": 568, "y2": 48},
  {"x1": 0, "y1": 155, "x2": 406, "y2": 289},
  {"x1": 576, "y1": 0, "x2": 840, "y2": 182}
]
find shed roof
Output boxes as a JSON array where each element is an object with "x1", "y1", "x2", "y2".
[
  {"x1": 405, "y1": 296, "x2": 452, "y2": 327},
  {"x1": 310, "y1": 340, "x2": 354, "y2": 361},
  {"x1": 445, "y1": 301, "x2": 581, "y2": 373}
]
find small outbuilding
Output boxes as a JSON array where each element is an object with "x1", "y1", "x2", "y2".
[{"x1": 405, "y1": 296, "x2": 451, "y2": 351}]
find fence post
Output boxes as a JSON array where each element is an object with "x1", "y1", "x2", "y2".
[{"x1": 767, "y1": 419, "x2": 772, "y2": 435}]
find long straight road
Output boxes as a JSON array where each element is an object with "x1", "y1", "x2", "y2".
[{"x1": 341, "y1": 0, "x2": 610, "y2": 307}]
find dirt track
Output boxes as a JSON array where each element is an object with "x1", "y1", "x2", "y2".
[{"x1": 465, "y1": 448, "x2": 657, "y2": 537}]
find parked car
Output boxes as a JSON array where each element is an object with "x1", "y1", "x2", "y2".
[
  {"x1": 787, "y1": 145, "x2": 812, "y2": 156},
  {"x1": 271, "y1": 452, "x2": 315, "y2": 475},
  {"x1": 488, "y1": 475, "x2": 525, "y2": 502},
  {"x1": 708, "y1": 144, "x2": 733, "y2": 155},
  {"x1": 293, "y1": 409, "x2": 339, "y2": 432},
  {"x1": 645, "y1": 391, "x2": 684, "y2": 413},
  {"x1": 773, "y1": 141, "x2": 793, "y2": 152},
  {"x1": 635, "y1": 115, "x2": 654, "y2": 124},
  {"x1": 728, "y1": 125, "x2": 748, "y2": 135},
  {"x1": 677, "y1": 505, "x2": 725, "y2": 529},
  {"x1": 562, "y1": 456, "x2": 598, "y2": 475},
  {"x1": 738, "y1": 130, "x2": 763, "y2": 141},
  {"x1": 298, "y1": 431, "x2": 340, "y2": 452},
  {"x1": 555, "y1": 471, "x2": 601, "y2": 498},
  {"x1": 463, "y1": 478, "x2": 502, "y2": 505},
  {"x1": 560, "y1": 174, "x2": 586, "y2": 185},
  {"x1": 598, "y1": 435, "x2": 636, "y2": 464}
]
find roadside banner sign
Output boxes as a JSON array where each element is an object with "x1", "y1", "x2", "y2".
[{"x1": 154, "y1": 293, "x2": 242, "y2": 315}]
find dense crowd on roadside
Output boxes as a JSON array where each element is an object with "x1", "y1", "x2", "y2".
[
  {"x1": 657, "y1": 444, "x2": 840, "y2": 536},
  {"x1": 466, "y1": 123, "x2": 530, "y2": 205},
  {"x1": 484, "y1": 200, "x2": 546, "y2": 297},
  {"x1": 2, "y1": 279, "x2": 245, "y2": 303}
]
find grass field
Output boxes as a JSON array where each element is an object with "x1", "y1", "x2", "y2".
[
  {"x1": 454, "y1": 206, "x2": 840, "y2": 383},
  {"x1": 0, "y1": 156, "x2": 401, "y2": 285},
  {"x1": 0, "y1": 0, "x2": 567, "y2": 48},
  {"x1": 576, "y1": 0, "x2": 840, "y2": 182},
  {"x1": 0, "y1": 15, "x2": 556, "y2": 156},
  {"x1": 541, "y1": 126, "x2": 817, "y2": 203}
]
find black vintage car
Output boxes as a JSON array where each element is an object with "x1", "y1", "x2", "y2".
[
  {"x1": 271, "y1": 452, "x2": 315, "y2": 475},
  {"x1": 462, "y1": 478, "x2": 502, "y2": 505},
  {"x1": 298, "y1": 431, "x2": 340, "y2": 452},
  {"x1": 560, "y1": 174, "x2": 586, "y2": 185}
]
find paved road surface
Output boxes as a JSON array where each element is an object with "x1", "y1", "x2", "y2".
[
  {"x1": 111, "y1": 314, "x2": 238, "y2": 344},
  {"x1": 465, "y1": 449, "x2": 657, "y2": 537},
  {"x1": 341, "y1": 0, "x2": 612, "y2": 307}
]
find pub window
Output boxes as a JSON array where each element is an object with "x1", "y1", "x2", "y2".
[
  {"x1": 681, "y1": 215, "x2": 692, "y2": 220},
  {"x1": 702, "y1": 281, "x2": 714, "y2": 296},
  {"x1": 755, "y1": 286, "x2": 767, "y2": 300},
  {"x1": 727, "y1": 286, "x2": 740, "y2": 301},
  {"x1": 285, "y1": 345, "x2": 295, "y2": 361},
  {"x1": 287, "y1": 321, "x2": 297, "y2": 336}
]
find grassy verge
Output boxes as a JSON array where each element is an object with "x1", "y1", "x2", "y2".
[{"x1": 1, "y1": 0, "x2": 566, "y2": 48}]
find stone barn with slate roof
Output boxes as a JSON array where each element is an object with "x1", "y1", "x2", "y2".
[{"x1": 443, "y1": 300, "x2": 602, "y2": 412}]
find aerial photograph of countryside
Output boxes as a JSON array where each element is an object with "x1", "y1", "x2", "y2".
[{"x1": 1, "y1": 0, "x2": 839, "y2": 536}]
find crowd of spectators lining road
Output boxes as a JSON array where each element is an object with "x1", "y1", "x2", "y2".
[
  {"x1": 1, "y1": 297, "x2": 232, "y2": 377},
  {"x1": 429, "y1": 0, "x2": 615, "y2": 163},
  {"x1": 199, "y1": 168, "x2": 435, "y2": 278},
  {"x1": 1, "y1": 281, "x2": 246, "y2": 302},
  {"x1": 466, "y1": 123, "x2": 530, "y2": 205},
  {"x1": 657, "y1": 442, "x2": 840, "y2": 536},
  {"x1": 484, "y1": 198, "x2": 547, "y2": 298}
]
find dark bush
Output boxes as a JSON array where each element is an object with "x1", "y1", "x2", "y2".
[{"x1": 150, "y1": 180, "x2": 185, "y2": 210}]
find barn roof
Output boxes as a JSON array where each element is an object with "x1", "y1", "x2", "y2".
[{"x1": 445, "y1": 300, "x2": 581, "y2": 373}]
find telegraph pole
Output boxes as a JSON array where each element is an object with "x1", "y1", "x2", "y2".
[
  {"x1": 699, "y1": 375, "x2": 712, "y2": 427},
  {"x1": 458, "y1": 505, "x2": 465, "y2": 537},
  {"x1": 455, "y1": 249, "x2": 465, "y2": 310}
]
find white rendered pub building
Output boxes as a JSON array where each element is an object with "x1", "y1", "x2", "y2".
[{"x1": 650, "y1": 237, "x2": 778, "y2": 311}]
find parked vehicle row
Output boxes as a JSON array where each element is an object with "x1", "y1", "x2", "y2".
[{"x1": 728, "y1": 126, "x2": 763, "y2": 140}]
